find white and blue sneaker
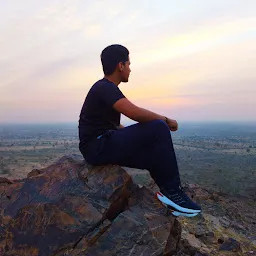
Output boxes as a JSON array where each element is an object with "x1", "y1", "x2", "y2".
[
  {"x1": 156, "y1": 187, "x2": 201, "y2": 215},
  {"x1": 158, "y1": 200, "x2": 199, "y2": 217}
]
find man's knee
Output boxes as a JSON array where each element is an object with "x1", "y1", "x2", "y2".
[{"x1": 147, "y1": 119, "x2": 169, "y2": 132}]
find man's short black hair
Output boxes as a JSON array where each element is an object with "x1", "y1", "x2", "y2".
[{"x1": 101, "y1": 44, "x2": 129, "y2": 75}]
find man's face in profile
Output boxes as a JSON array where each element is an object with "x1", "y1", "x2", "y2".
[{"x1": 120, "y1": 57, "x2": 131, "y2": 83}]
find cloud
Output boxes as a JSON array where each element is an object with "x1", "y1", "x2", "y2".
[{"x1": 131, "y1": 17, "x2": 256, "y2": 67}]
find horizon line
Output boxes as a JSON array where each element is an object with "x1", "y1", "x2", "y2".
[{"x1": 1, "y1": 120, "x2": 256, "y2": 125}]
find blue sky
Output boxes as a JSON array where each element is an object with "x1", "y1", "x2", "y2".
[{"x1": 0, "y1": 0, "x2": 255, "y2": 123}]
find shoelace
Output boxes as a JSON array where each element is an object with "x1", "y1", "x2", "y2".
[
  {"x1": 161, "y1": 185, "x2": 190, "y2": 204},
  {"x1": 175, "y1": 186, "x2": 190, "y2": 203},
  {"x1": 168, "y1": 190, "x2": 187, "y2": 204}
]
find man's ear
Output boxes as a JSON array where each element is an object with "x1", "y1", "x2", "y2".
[{"x1": 118, "y1": 62, "x2": 123, "y2": 72}]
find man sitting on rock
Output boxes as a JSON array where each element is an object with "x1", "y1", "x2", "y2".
[{"x1": 78, "y1": 44, "x2": 201, "y2": 217}]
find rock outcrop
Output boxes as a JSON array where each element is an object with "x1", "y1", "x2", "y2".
[
  {"x1": 147, "y1": 180, "x2": 256, "y2": 256},
  {"x1": 1, "y1": 155, "x2": 255, "y2": 256},
  {"x1": 0, "y1": 155, "x2": 181, "y2": 256}
]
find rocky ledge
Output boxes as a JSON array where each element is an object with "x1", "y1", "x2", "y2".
[
  {"x1": 0, "y1": 155, "x2": 183, "y2": 256},
  {"x1": 0, "y1": 155, "x2": 255, "y2": 256}
]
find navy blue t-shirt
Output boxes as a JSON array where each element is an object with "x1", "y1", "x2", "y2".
[{"x1": 79, "y1": 78, "x2": 126, "y2": 146}]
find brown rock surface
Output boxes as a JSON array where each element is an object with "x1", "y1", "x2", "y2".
[
  {"x1": 147, "y1": 177, "x2": 256, "y2": 256},
  {"x1": 0, "y1": 155, "x2": 181, "y2": 256},
  {"x1": 1, "y1": 155, "x2": 255, "y2": 255}
]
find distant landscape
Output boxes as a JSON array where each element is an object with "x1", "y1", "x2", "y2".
[{"x1": 0, "y1": 122, "x2": 255, "y2": 199}]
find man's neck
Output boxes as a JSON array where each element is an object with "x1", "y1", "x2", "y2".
[{"x1": 104, "y1": 75, "x2": 121, "y2": 86}]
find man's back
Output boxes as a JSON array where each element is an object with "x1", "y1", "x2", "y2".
[{"x1": 78, "y1": 78, "x2": 125, "y2": 146}]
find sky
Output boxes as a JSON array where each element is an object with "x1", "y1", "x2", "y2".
[{"x1": 0, "y1": 0, "x2": 255, "y2": 124}]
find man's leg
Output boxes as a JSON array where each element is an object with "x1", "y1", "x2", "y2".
[
  {"x1": 81, "y1": 120, "x2": 181, "y2": 189},
  {"x1": 80, "y1": 120, "x2": 201, "y2": 214}
]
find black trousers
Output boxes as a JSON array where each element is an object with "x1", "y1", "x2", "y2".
[{"x1": 79, "y1": 120, "x2": 181, "y2": 190}]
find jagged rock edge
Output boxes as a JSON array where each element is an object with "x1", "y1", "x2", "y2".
[{"x1": 50, "y1": 156, "x2": 139, "y2": 255}]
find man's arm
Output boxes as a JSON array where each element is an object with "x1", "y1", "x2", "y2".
[{"x1": 113, "y1": 98, "x2": 178, "y2": 131}]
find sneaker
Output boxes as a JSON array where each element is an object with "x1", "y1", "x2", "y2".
[
  {"x1": 156, "y1": 194, "x2": 200, "y2": 217},
  {"x1": 156, "y1": 187, "x2": 201, "y2": 214}
]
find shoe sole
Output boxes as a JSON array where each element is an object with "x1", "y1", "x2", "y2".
[
  {"x1": 156, "y1": 191, "x2": 201, "y2": 214},
  {"x1": 158, "y1": 199, "x2": 199, "y2": 217},
  {"x1": 172, "y1": 210, "x2": 199, "y2": 217}
]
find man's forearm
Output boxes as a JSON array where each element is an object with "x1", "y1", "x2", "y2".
[
  {"x1": 134, "y1": 107, "x2": 166, "y2": 123},
  {"x1": 135, "y1": 108, "x2": 178, "y2": 131}
]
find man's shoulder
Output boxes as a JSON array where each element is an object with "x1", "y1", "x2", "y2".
[
  {"x1": 90, "y1": 78, "x2": 109, "y2": 90},
  {"x1": 91, "y1": 78, "x2": 119, "y2": 94}
]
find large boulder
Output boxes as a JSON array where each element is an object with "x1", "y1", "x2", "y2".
[{"x1": 0, "y1": 155, "x2": 181, "y2": 256}]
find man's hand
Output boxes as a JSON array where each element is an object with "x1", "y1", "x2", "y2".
[{"x1": 166, "y1": 118, "x2": 178, "y2": 131}]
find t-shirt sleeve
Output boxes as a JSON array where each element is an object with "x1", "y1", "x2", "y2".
[{"x1": 98, "y1": 82, "x2": 126, "y2": 107}]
